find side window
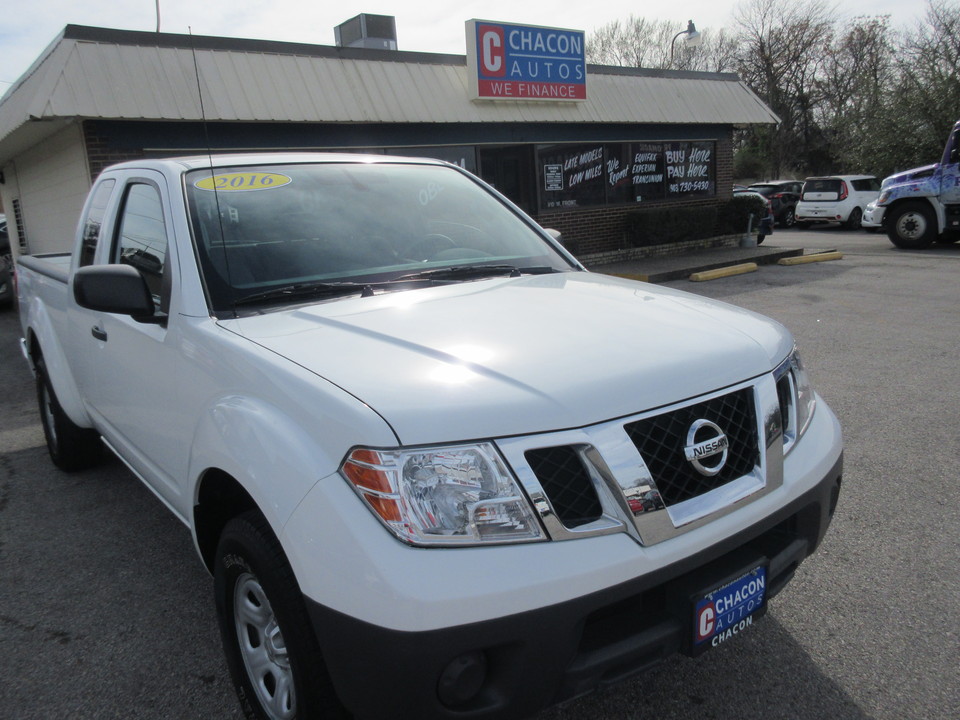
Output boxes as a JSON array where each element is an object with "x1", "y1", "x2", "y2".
[
  {"x1": 114, "y1": 182, "x2": 168, "y2": 306},
  {"x1": 78, "y1": 179, "x2": 116, "y2": 267}
]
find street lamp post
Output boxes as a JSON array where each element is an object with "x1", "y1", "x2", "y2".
[{"x1": 670, "y1": 20, "x2": 702, "y2": 67}]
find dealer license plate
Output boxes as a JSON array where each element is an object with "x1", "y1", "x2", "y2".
[{"x1": 692, "y1": 565, "x2": 767, "y2": 655}]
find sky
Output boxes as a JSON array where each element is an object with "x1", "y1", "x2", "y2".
[{"x1": 0, "y1": 0, "x2": 931, "y2": 89}]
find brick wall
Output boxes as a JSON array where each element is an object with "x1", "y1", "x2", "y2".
[{"x1": 83, "y1": 122, "x2": 146, "y2": 182}]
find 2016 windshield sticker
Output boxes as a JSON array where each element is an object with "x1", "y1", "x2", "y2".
[{"x1": 194, "y1": 172, "x2": 292, "y2": 192}]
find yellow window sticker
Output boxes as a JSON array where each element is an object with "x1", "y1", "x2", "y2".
[{"x1": 194, "y1": 172, "x2": 292, "y2": 192}]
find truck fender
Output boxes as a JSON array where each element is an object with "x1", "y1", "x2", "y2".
[
  {"x1": 187, "y1": 394, "x2": 380, "y2": 538},
  {"x1": 889, "y1": 196, "x2": 945, "y2": 235},
  {"x1": 25, "y1": 301, "x2": 94, "y2": 428}
]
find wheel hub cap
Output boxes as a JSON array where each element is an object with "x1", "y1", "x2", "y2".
[{"x1": 234, "y1": 573, "x2": 296, "y2": 720}]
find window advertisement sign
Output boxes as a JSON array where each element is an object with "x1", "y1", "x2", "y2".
[
  {"x1": 538, "y1": 144, "x2": 605, "y2": 209},
  {"x1": 665, "y1": 141, "x2": 715, "y2": 199},
  {"x1": 605, "y1": 144, "x2": 634, "y2": 205},
  {"x1": 536, "y1": 141, "x2": 715, "y2": 211},
  {"x1": 466, "y1": 19, "x2": 586, "y2": 101},
  {"x1": 630, "y1": 143, "x2": 667, "y2": 203}
]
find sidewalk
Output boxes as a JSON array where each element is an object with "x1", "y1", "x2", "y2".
[{"x1": 585, "y1": 244, "x2": 804, "y2": 283}]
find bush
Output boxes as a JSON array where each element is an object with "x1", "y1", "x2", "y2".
[
  {"x1": 622, "y1": 196, "x2": 768, "y2": 248},
  {"x1": 718, "y1": 194, "x2": 769, "y2": 235},
  {"x1": 623, "y1": 206, "x2": 717, "y2": 248}
]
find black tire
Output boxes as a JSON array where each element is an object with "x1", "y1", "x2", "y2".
[
  {"x1": 779, "y1": 208, "x2": 796, "y2": 228},
  {"x1": 844, "y1": 207, "x2": 862, "y2": 230},
  {"x1": 35, "y1": 356, "x2": 102, "y2": 471},
  {"x1": 215, "y1": 511, "x2": 349, "y2": 720},
  {"x1": 886, "y1": 202, "x2": 936, "y2": 249},
  {"x1": 756, "y1": 234, "x2": 765, "y2": 245}
]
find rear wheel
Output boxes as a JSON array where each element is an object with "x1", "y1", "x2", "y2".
[
  {"x1": 215, "y1": 511, "x2": 348, "y2": 720},
  {"x1": 886, "y1": 202, "x2": 936, "y2": 249},
  {"x1": 780, "y1": 208, "x2": 796, "y2": 228},
  {"x1": 35, "y1": 356, "x2": 102, "y2": 471}
]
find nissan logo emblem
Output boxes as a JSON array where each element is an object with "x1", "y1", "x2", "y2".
[{"x1": 684, "y1": 419, "x2": 729, "y2": 477}]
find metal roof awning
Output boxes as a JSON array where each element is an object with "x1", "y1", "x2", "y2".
[{"x1": 0, "y1": 25, "x2": 779, "y2": 162}]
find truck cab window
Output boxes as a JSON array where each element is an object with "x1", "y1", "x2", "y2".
[
  {"x1": 78, "y1": 179, "x2": 115, "y2": 267},
  {"x1": 114, "y1": 182, "x2": 168, "y2": 305}
]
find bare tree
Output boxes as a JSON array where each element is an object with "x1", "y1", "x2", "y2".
[
  {"x1": 732, "y1": 0, "x2": 836, "y2": 178},
  {"x1": 585, "y1": 1, "x2": 956, "y2": 181},
  {"x1": 891, "y1": 0, "x2": 960, "y2": 166},
  {"x1": 586, "y1": 16, "x2": 737, "y2": 72},
  {"x1": 817, "y1": 16, "x2": 897, "y2": 174}
]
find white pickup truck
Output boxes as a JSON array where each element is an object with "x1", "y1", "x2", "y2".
[{"x1": 17, "y1": 154, "x2": 843, "y2": 720}]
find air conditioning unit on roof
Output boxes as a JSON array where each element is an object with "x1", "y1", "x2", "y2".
[{"x1": 335, "y1": 14, "x2": 398, "y2": 51}]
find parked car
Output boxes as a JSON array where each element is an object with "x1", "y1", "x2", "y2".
[
  {"x1": 747, "y1": 180, "x2": 803, "y2": 227},
  {"x1": 795, "y1": 175, "x2": 881, "y2": 230},
  {"x1": 0, "y1": 214, "x2": 12, "y2": 307},
  {"x1": 732, "y1": 188, "x2": 776, "y2": 243},
  {"x1": 861, "y1": 200, "x2": 883, "y2": 232}
]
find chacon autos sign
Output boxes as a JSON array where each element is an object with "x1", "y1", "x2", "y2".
[{"x1": 466, "y1": 19, "x2": 586, "y2": 101}]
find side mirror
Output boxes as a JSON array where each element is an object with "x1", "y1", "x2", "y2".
[
  {"x1": 543, "y1": 228, "x2": 564, "y2": 245},
  {"x1": 73, "y1": 264, "x2": 156, "y2": 320}
]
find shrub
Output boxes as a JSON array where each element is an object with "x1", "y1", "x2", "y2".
[
  {"x1": 623, "y1": 206, "x2": 717, "y2": 248},
  {"x1": 718, "y1": 194, "x2": 769, "y2": 235}
]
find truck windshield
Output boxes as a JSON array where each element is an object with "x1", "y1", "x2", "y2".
[{"x1": 184, "y1": 161, "x2": 575, "y2": 315}]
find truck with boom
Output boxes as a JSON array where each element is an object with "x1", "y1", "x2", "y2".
[
  {"x1": 875, "y1": 119, "x2": 960, "y2": 248},
  {"x1": 16, "y1": 153, "x2": 843, "y2": 720}
]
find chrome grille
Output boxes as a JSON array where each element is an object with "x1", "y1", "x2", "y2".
[{"x1": 623, "y1": 388, "x2": 759, "y2": 506}]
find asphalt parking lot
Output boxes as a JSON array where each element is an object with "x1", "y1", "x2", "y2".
[{"x1": 1, "y1": 226, "x2": 958, "y2": 719}]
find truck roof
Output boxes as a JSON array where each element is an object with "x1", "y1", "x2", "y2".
[{"x1": 100, "y1": 152, "x2": 445, "y2": 174}]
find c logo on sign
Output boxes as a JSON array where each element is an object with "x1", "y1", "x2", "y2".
[
  {"x1": 696, "y1": 602, "x2": 716, "y2": 642},
  {"x1": 479, "y1": 25, "x2": 505, "y2": 76}
]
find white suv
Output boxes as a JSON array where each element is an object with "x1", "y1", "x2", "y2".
[{"x1": 795, "y1": 175, "x2": 881, "y2": 230}]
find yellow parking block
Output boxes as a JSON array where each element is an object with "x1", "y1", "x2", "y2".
[
  {"x1": 778, "y1": 251, "x2": 844, "y2": 266},
  {"x1": 689, "y1": 263, "x2": 758, "y2": 282}
]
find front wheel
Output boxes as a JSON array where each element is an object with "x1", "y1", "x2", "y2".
[
  {"x1": 844, "y1": 207, "x2": 863, "y2": 230},
  {"x1": 215, "y1": 511, "x2": 348, "y2": 720},
  {"x1": 35, "y1": 356, "x2": 102, "y2": 471},
  {"x1": 886, "y1": 202, "x2": 936, "y2": 249}
]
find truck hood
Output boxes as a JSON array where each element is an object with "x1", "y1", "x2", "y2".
[
  {"x1": 882, "y1": 163, "x2": 938, "y2": 190},
  {"x1": 222, "y1": 272, "x2": 793, "y2": 445}
]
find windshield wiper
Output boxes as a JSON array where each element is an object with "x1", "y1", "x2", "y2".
[
  {"x1": 234, "y1": 281, "x2": 373, "y2": 307},
  {"x1": 395, "y1": 264, "x2": 562, "y2": 282}
]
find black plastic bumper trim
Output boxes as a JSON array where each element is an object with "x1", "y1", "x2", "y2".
[{"x1": 305, "y1": 453, "x2": 843, "y2": 720}]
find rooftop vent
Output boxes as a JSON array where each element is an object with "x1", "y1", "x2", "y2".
[{"x1": 335, "y1": 14, "x2": 398, "y2": 51}]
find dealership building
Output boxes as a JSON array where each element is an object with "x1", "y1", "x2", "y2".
[{"x1": 0, "y1": 20, "x2": 777, "y2": 260}]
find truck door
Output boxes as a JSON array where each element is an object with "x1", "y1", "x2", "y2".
[
  {"x1": 940, "y1": 125, "x2": 960, "y2": 205},
  {"x1": 71, "y1": 172, "x2": 187, "y2": 511}
]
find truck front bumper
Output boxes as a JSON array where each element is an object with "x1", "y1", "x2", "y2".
[{"x1": 305, "y1": 452, "x2": 842, "y2": 720}]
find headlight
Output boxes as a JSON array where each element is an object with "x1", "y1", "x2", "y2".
[
  {"x1": 790, "y1": 350, "x2": 816, "y2": 438},
  {"x1": 777, "y1": 348, "x2": 817, "y2": 452},
  {"x1": 877, "y1": 190, "x2": 890, "y2": 205},
  {"x1": 341, "y1": 443, "x2": 546, "y2": 546}
]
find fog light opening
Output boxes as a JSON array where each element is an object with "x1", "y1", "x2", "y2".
[{"x1": 437, "y1": 650, "x2": 487, "y2": 708}]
